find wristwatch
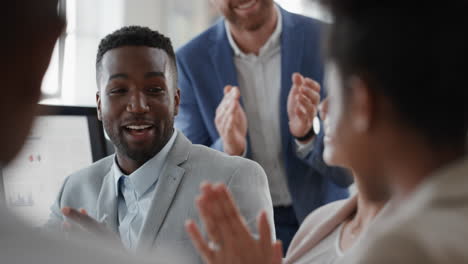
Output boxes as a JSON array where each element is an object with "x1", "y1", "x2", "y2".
[{"x1": 295, "y1": 116, "x2": 321, "y2": 142}]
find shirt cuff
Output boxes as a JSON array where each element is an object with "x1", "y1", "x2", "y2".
[{"x1": 295, "y1": 138, "x2": 315, "y2": 159}]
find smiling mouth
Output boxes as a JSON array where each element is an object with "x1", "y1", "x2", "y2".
[
  {"x1": 123, "y1": 124, "x2": 155, "y2": 139},
  {"x1": 125, "y1": 124, "x2": 153, "y2": 131},
  {"x1": 235, "y1": 0, "x2": 257, "y2": 10}
]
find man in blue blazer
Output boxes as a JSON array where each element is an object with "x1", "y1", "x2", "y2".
[{"x1": 175, "y1": 0, "x2": 352, "y2": 250}]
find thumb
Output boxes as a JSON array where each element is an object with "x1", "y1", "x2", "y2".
[
  {"x1": 224, "y1": 85, "x2": 234, "y2": 95},
  {"x1": 292, "y1": 73, "x2": 303, "y2": 87}
]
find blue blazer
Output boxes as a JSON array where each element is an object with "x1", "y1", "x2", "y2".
[{"x1": 175, "y1": 7, "x2": 352, "y2": 222}]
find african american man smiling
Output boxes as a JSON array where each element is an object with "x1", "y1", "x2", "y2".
[{"x1": 45, "y1": 26, "x2": 274, "y2": 263}]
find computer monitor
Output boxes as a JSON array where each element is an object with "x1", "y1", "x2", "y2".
[{"x1": 0, "y1": 104, "x2": 110, "y2": 227}]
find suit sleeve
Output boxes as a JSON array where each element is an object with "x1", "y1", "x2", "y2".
[
  {"x1": 174, "y1": 55, "x2": 223, "y2": 152},
  {"x1": 292, "y1": 130, "x2": 353, "y2": 188},
  {"x1": 226, "y1": 159, "x2": 275, "y2": 239}
]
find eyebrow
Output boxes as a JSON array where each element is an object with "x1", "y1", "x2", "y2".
[
  {"x1": 108, "y1": 73, "x2": 128, "y2": 81},
  {"x1": 144, "y1": 71, "x2": 165, "y2": 79},
  {"x1": 108, "y1": 71, "x2": 165, "y2": 82}
]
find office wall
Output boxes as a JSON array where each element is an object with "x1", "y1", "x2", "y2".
[{"x1": 40, "y1": 0, "x2": 326, "y2": 107}]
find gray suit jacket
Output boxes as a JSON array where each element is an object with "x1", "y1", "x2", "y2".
[
  {"x1": 46, "y1": 132, "x2": 274, "y2": 263},
  {"x1": 341, "y1": 155, "x2": 468, "y2": 264}
]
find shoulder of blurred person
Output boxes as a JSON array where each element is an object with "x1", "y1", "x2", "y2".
[
  {"x1": 341, "y1": 156, "x2": 468, "y2": 264},
  {"x1": 285, "y1": 196, "x2": 355, "y2": 263},
  {"x1": 0, "y1": 206, "x2": 161, "y2": 264}
]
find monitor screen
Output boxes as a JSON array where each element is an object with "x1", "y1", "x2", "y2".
[{"x1": 0, "y1": 105, "x2": 109, "y2": 227}]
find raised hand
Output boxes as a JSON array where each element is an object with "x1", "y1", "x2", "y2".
[
  {"x1": 185, "y1": 183, "x2": 283, "y2": 264},
  {"x1": 215, "y1": 85, "x2": 248, "y2": 156},
  {"x1": 61, "y1": 207, "x2": 122, "y2": 248},
  {"x1": 287, "y1": 73, "x2": 321, "y2": 142}
]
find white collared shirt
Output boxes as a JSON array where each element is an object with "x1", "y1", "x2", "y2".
[
  {"x1": 112, "y1": 130, "x2": 178, "y2": 249},
  {"x1": 225, "y1": 6, "x2": 314, "y2": 206}
]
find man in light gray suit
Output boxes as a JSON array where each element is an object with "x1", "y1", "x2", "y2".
[
  {"x1": 46, "y1": 26, "x2": 274, "y2": 262},
  {"x1": 0, "y1": 1, "x2": 184, "y2": 264}
]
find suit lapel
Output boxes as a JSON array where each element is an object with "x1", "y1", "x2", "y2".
[
  {"x1": 209, "y1": 20, "x2": 239, "y2": 91},
  {"x1": 280, "y1": 8, "x2": 304, "y2": 155},
  {"x1": 96, "y1": 168, "x2": 119, "y2": 234},
  {"x1": 136, "y1": 132, "x2": 191, "y2": 251},
  {"x1": 210, "y1": 20, "x2": 257, "y2": 157}
]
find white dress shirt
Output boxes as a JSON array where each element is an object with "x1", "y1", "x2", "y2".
[
  {"x1": 112, "y1": 130, "x2": 178, "y2": 249},
  {"x1": 225, "y1": 5, "x2": 314, "y2": 206}
]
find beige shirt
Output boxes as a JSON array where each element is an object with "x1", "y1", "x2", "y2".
[
  {"x1": 293, "y1": 223, "x2": 344, "y2": 264},
  {"x1": 341, "y1": 155, "x2": 468, "y2": 264}
]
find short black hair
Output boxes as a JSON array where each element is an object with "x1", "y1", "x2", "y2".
[
  {"x1": 96, "y1": 25, "x2": 177, "y2": 89},
  {"x1": 321, "y1": 2, "x2": 468, "y2": 147}
]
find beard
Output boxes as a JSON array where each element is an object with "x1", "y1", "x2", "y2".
[
  {"x1": 226, "y1": 0, "x2": 274, "y2": 32},
  {"x1": 103, "y1": 117, "x2": 175, "y2": 165}
]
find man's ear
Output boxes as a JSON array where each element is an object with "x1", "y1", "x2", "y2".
[
  {"x1": 174, "y1": 88, "x2": 181, "y2": 116},
  {"x1": 96, "y1": 91, "x2": 102, "y2": 121},
  {"x1": 349, "y1": 76, "x2": 373, "y2": 133}
]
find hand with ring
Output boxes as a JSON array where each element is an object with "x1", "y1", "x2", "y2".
[{"x1": 185, "y1": 183, "x2": 283, "y2": 264}]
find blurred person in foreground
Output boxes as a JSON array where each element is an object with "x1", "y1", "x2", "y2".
[
  {"x1": 185, "y1": 90, "x2": 391, "y2": 264},
  {"x1": 183, "y1": 0, "x2": 468, "y2": 263},
  {"x1": 0, "y1": 0, "x2": 159, "y2": 263}
]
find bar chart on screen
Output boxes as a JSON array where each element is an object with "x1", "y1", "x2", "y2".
[{"x1": 2, "y1": 115, "x2": 94, "y2": 227}]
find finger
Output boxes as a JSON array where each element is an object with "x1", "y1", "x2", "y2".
[
  {"x1": 230, "y1": 86, "x2": 241, "y2": 101},
  {"x1": 289, "y1": 75, "x2": 302, "y2": 100},
  {"x1": 220, "y1": 98, "x2": 236, "y2": 119},
  {"x1": 258, "y1": 211, "x2": 273, "y2": 255},
  {"x1": 272, "y1": 240, "x2": 284, "y2": 264},
  {"x1": 215, "y1": 184, "x2": 251, "y2": 238},
  {"x1": 215, "y1": 101, "x2": 234, "y2": 131},
  {"x1": 185, "y1": 220, "x2": 215, "y2": 263},
  {"x1": 79, "y1": 208, "x2": 88, "y2": 215},
  {"x1": 296, "y1": 94, "x2": 315, "y2": 114},
  {"x1": 211, "y1": 184, "x2": 247, "y2": 256},
  {"x1": 216, "y1": 87, "x2": 237, "y2": 117},
  {"x1": 62, "y1": 207, "x2": 101, "y2": 231},
  {"x1": 303, "y1": 77, "x2": 321, "y2": 93},
  {"x1": 299, "y1": 85, "x2": 320, "y2": 106},
  {"x1": 219, "y1": 107, "x2": 234, "y2": 137},
  {"x1": 291, "y1": 72, "x2": 303, "y2": 87},
  {"x1": 200, "y1": 182, "x2": 218, "y2": 203},
  {"x1": 215, "y1": 96, "x2": 231, "y2": 117},
  {"x1": 200, "y1": 181, "x2": 214, "y2": 195},
  {"x1": 224, "y1": 114, "x2": 235, "y2": 137},
  {"x1": 295, "y1": 97, "x2": 318, "y2": 124},
  {"x1": 295, "y1": 104, "x2": 309, "y2": 119},
  {"x1": 197, "y1": 193, "x2": 224, "y2": 245},
  {"x1": 224, "y1": 85, "x2": 233, "y2": 95}
]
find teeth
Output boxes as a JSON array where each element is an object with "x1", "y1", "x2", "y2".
[
  {"x1": 126, "y1": 125, "x2": 151, "y2": 130},
  {"x1": 237, "y1": 0, "x2": 255, "y2": 9}
]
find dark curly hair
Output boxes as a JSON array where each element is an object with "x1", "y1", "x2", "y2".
[
  {"x1": 95, "y1": 25, "x2": 177, "y2": 90},
  {"x1": 321, "y1": 1, "x2": 468, "y2": 148}
]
